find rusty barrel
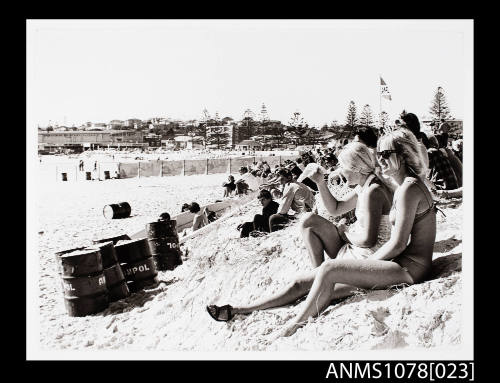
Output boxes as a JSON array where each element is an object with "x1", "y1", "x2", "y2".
[
  {"x1": 54, "y1": 248, "x2": 109, "y2": 317},
  {"x1": 104, "y1": 170, "x2": 110, "y2": 179},
  {"x1": 61, "y1": 173, "x2": 68, "y2": 181},
  {"x1": 145, "y1": 220, "x2": 182, "y2": 271},
  {"x1": 88, "y1": 241, "x2": 129, "y2": 302},
  {"x1": 103, "y1": 202, "x2": 131, "y2": 219},
  {"x1": 114, "y1": 238, "x2": 158, "y2": 293},
  {"x1": 86, "y1": 171, "x2": 92, "y2": 180}
]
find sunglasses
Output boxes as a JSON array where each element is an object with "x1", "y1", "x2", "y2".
[{"x1": 376, "y1": 150, "x2": 398, "y2": 159}]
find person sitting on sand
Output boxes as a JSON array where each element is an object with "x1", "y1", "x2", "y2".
[
  {"x1": 400, "y1": 111, "x2": 429, "y2": 170},
  {"x1": 222, "y1": 175, "x2": 236, "y2": 198},
  {"x1": 427, "y1": 135, "x2": 459, "y2": 191},
  {"x1": 298, "y1": 142, "x2": 393, "y2": 267},
  {"x1": 287, "y1": 159, "x2": 318, "y2": 192},
  {"x1": 237, "y1": 190, "x2": 280, "y2": 238},
  {"x1": 268, "y1": 169, "x2": 315, "y2": 232},
  {"x1": 235, "y1": 166, "x2": 259, "y2": 195},
  {"x1": 206, "y1": 128, "x2": 438, "y2": 337},
  {"x1": 436, "y1": 133, "x2": 462, "y2": 187},
  {"x1": 190, "y1": 202, "x2": 208, "y2": 232}
]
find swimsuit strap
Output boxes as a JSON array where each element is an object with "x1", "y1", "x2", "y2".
[{"x1": 404, "y1": 178, "x2": 444, "y2": 223}]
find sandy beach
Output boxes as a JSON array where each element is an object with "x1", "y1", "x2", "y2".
[{"x1": 35, "y1": 166, "x2": 464, "y2": 353}]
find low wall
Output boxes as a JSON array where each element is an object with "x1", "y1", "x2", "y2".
[
  {"x1": 116, "y1": 155, "x2": 296, "y2": 179},
  {"x1": 52, "y1": 155, "x2": 299, "y2": 181}
]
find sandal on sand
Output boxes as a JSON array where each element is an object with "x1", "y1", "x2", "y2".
[{"x1": 206, "y1": 304, "x2": 234, "y2": 322}]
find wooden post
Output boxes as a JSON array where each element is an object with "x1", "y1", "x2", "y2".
[
  {"x1": 182, "y1": 160, "x2": 185, "y2": 176},
  {"x1": 160, "y1": 161, "x2": 163, "y2": 177},
  {"x1": 206, "y1": 158, "x2": 209, "y2": 175},
  {"x1": 228, "y1": 157, "x2": 232, "y2": 174},
  {"x1": 138, "y1": 162, "x2": 141, "y2": 178}
]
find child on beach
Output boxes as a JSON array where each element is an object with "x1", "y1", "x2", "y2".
[{"x1": 222, "y1": 175, "x2": 236, "y2": 198}]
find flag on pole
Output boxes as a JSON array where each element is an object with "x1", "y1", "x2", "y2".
[{"x1": 380, "y1": 77, "x2": 392, "y2": 100}]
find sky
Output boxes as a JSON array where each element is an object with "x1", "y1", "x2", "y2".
[{"x1": 27, "y1": 20, "x2": 472, "y2": 128}]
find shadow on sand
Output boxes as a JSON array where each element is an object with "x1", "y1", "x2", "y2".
[{"x1": 433, "y1": 237, "x2": 462, "y2": 254}]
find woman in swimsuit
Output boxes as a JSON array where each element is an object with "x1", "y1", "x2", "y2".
[
  {"x1": 207, "y1": 128, "x2": 437, "y2": 337},
  {"x1": 299, "y1": 142, "x2": 393, "y2": 267}
]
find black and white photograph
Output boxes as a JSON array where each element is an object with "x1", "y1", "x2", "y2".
[{"x1": 26, "y1": 19, "x2": 473, "y2": 361}]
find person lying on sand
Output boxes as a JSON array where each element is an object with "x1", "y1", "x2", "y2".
[
  {"x1": 207, "y1": 128, "x2": 438, "y2": 337},
  {"x1": 298, "y1": 142, "x2": 393, "y2": 267}
]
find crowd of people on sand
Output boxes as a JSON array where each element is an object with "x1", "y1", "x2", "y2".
[{"x1": 204, "y1": 110, "x2": 463, "y2": 337}]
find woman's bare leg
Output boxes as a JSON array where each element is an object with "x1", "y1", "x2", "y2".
[
  {"x1": 232, "y1": 268, "x2": 318, "y2": 315},
  {"x1": 283, "y1": 259, "x2": 414, "y2": 336},
  {"x1": 330, "y1": 283, "x2": 361, "y2": 300},
  {"x1": 300, "y1": 213, "x2": 345, "y2": 267}
]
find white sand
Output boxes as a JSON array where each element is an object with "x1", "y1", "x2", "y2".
[{"x1": 36, "y1": 169, "x2": 463, "y2": 352}]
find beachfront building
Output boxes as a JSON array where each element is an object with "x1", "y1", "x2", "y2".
[
  {"x1": 144, "y1": 133, "x2": 162, "y2": 147},
  {"x1": 38, "y1": 130, "x2": 147, "y2": 153},
  {"x1": 173, "y1": 135, "x2": 205, "y2": 150},
  {"x1": 234, "y1": 139, "x2": 263, "y2": 152}
]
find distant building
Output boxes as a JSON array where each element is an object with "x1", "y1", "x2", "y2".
[
  {"x1": 107, "y1": 119, "x2": 124, "y2": 130},
  {"x1": 235, "y1": 139, "x2": 263, "y2": 151},
  {"x1": 38, "y1": 130, "x2": 146, "y2": 152},
  {"x1": 144, "y1": 133, "x2": 162, "y2": 147},
  {"x1": 123, "y1": 118, "x2": 142, "y2": 128},
  {"x1": 86, "y1": 123, "x2": 106, "y2": 131}
]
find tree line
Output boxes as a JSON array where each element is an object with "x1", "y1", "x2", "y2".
[{"x1": 42, "y1": 87, "x2": 453, "y2": 148}]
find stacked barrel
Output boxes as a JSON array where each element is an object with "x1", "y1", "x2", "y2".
[
  {"x1": 54, "y1": 247, "x2": 109, "y2": 317},
  {"x1": 88, "y1": 241, "x2": 129, "y2": 302},
  {"x1": 114, "y1": 238, "x2": 159, "y2": 293},
  {"x1": 145, "y1": 220, "x2": 183, "y2": 271}
]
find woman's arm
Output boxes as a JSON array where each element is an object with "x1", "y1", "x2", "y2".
[
  {"x1": 342, "y1": 185, "x2": 384, "y2": 248},
  {"x1": 316, "y1": 177, "x2": 358, "y2": 217},
  {"x1": 370, "y1": 182, "x2": 420, "y2": 260}
]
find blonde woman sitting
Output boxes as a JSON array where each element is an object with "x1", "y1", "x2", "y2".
[
  {"x1": 206, "y1": 129, "x2": 437, "y2": 338},
  {"x1": 300, "y1": 142, "x2": 393, "y2": 267}
]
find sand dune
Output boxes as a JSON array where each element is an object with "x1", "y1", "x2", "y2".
[{"x1": 36, "y1": 171, "x2": 463, "y2": 353}]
